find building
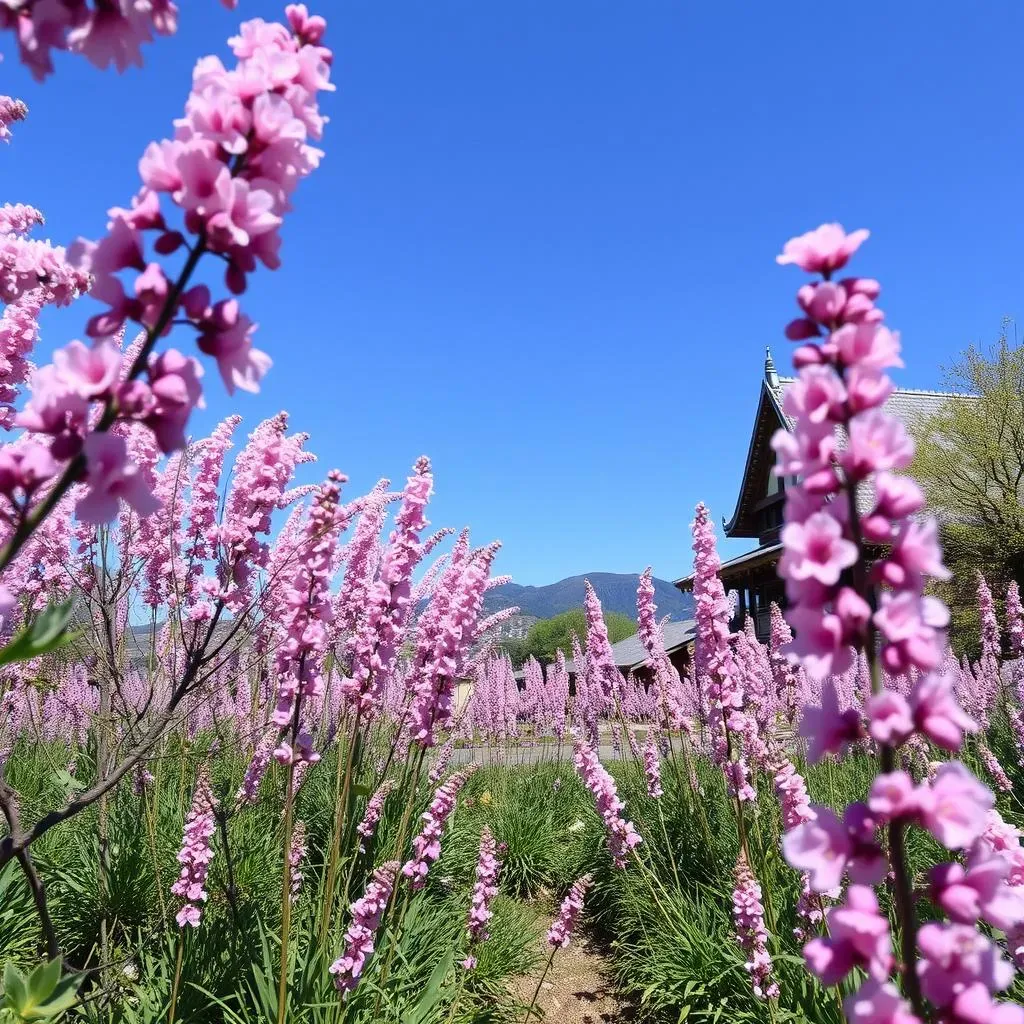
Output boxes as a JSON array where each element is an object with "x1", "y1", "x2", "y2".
[
  {"x1": 564, "y1": 618, "x2": 696, "y2": 684},
  {"x1": 674, "y1": 349, "x2": 959, "y2": 641}
]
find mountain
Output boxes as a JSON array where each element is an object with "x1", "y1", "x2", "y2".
[{"x1": 482, "y1": 572, "x2": 693, "y2": 623}]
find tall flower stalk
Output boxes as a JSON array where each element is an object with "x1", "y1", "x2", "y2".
[{"x1": 776, "y1": 223, "x2": 1020, "y2": 1020}]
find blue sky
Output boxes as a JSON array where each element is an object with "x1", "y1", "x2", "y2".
[{"x1": 4, "y1": 1, "x2": 1024, "y2": 587}]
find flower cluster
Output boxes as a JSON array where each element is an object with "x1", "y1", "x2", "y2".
[
  {"x1": 170, "y1": 769, "x2": 218, "y2": 928},
  {"x1": 691, "y1": 502, "x2": 755, "y2": 801},
  {"x1": 776, "y1": 224, "x2": 1023, "y2": 1021},
  {"x1": 547, "y1": 874, "x2": 593, "y2": 949},
  {"x1": 0, "y1": 97, "x2": 28, "y2": 142},
  {"x1": 329, "y1": 860, "x2": 398, "y2": 995},
  {"x1": 642, "y1": 728, "x2": 663, "y2": 799},
  {"x1": 288, "y1": 819, "x2": 307, "y2": 903},
  {"x1": 236, "y1": 731, "x2": 275, "y2": 806},
  {"x1": 572, "y1": 735, "x2": 641, "y2": 868},
  {"x1": 356, "y1": 779, "x2": 395, "y2": 853},
  {"x1": 0, "y1": 2, "x2": 244, "y2": 81},
  {"x1": 4, "y1": 7, "x2": 332, "y2": 539},
  {"x1": 401, "y1": 767, "x2": 475, "y2": 889},
  {"x1": 732, "y1": 854, "x2": 779, "y2": 1000},
  {"x1": 463, "y1": 826, "x2": 502, "y2": 968}
]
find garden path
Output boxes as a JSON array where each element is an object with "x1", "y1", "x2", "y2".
[{"x1": 516, "y1": 932, "x2": 635, "y2": 1024}]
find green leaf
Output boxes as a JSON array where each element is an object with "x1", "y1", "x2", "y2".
[
  {"x1": 401, "y1": 946, "x2": 454, "y2": 1024},
  {"x1": 25, "y1": 961, "x2": 59, "y2": 1005},
  {"x1": 0, "y1": 601, "x2": 80, "y2": 668},
  {"x1": 2, "y1": 964, "x2": 27, "y2": 1012}
]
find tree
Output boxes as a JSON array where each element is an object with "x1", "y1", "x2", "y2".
[
  {"x1": 517, "y1": 608, "x2": 637, "y2": 666},
  {"x1": 911, "y1": 328, "x2": 1024, "y2": 653}
]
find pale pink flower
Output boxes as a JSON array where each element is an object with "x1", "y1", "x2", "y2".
[
  {"x1": 804, "y1": 885, "x2": 892, "y2": 985},
  {"x1": 776, "y1": 223, "x2": 870, "y2": 274},
  {"x1": 77, "y1": 432, "x2": 160, "y2": 524}
]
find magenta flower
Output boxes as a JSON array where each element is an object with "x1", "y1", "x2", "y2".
[
  {"x1": 642, "y1": 730, "x2": 663, "y2": 799},
  {"x1": 918, "y1": 762, "x2": 994, "y2": 850},
  {"x1": 0, "y1": 96, "x2": 28, "y2": 141},
  {"x1": 866, "y1": 690, "x2": 914, "y2": 747},
  {"x1": 356, "y1": 779, "x2": 396, "y2": 853},
  {"x1": 776, "y1": 223, "x2": 870, "y2": 275},
  {"x1": 804, "y1": 885, "x2": 892, "y2": 986},
  {"x1": 799, "y1": 680, "x2": 864, "y2": 763},
  {"x1": 783, "y1": 803, "x2": 885, "y2": 894},
  {"x1": 732, "y1": 854, "x2": 779, "y2": 1000},
  {"x1": 547, "y1": 875, "x2": 592, "y2": 949},
  {"x1": 943, "y1": 983, "x2": 1024, "y2": 1024},
  {"x1": 843, "y1": 980, "x2": 919, "y2": 1024},
  {"x1": 572, "y1": 735, "x2": 642, "y2": 869},
  {"x1": 465, "y1": 826, "x2": 501, "y2": 950},
  {"x1": 76, "y1": 432, "x2": 160, "y2": 524},
  {"x1": 916, "y1": 923, "x2": 1014, "y2": 1009},
  {"x1": 779, "y1": 512, "x2": 858, "y2": 587},
  {"x1": 329, "y1": 861, "x2": 399, "y2": 995},
  {"x1": 401, "y1": 768, "x2": 474, "y2": 889},
  {"x1": 170, "y1": 769, "x2": 218, "y2": 929},
  {"x1": 929, "y1": 856, "x2": 1024, "y2": 932},
  {"x1": 908, "y1": 671, "x2": 977, "y2": 751}
]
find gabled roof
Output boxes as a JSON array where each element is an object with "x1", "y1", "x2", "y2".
[
  {"x1": 724, "y1": 348, "x2": 970, "y2": 538},
  {"x1": 562, "y1": 618, "x2": 696, "y2": 675}
]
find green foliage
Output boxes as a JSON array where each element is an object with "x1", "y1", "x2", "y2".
[
  {"x1": 911, "y1": 330, "x2": 1024, "y2": 654},
  {"x1": 1, "y1": 960, "x2": 78, "y2": 1021},
  {"x1": 519, "y1": 608, "x2": 636, "y2": 666},
  {"x1": 0, "y1": 601, "x2": 80, "y2": 668}
]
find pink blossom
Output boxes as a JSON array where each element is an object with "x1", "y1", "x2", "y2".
[
  {"x1": 929, "y1": 855, "x2": 1024, "y2": 932},
  {"x1": 804, "y1": 885, "x2": 892, "y2": 985},
  {"x1": 0, "y1": 96, "x2": 28, "y2": 142},
  {"x1": 799, "y1": 679, "x2": 864, "y2": 763},
  {"x1": 843, "y1": 980, "x2": 920, "y2": 1024},
  {"x1": 465, "y1": 826, "x2": 501, "y2": 948},
  {"x1": 77, "y1": 432, "x2": 160, "y2": 524},
  {"x1": 918, "y1": 762, "x2": 994, "y2": 850},
  {"x1": 329, "y1": 861, "x2": 398, "y2": 994},
  {"x1": 171, "y1": 769, "x2": 218, "y2": 928},
  {"x1": 782, "y1": 803, "x2": 885, "y2": 893},
  {"x1": 917, "y1": 922, "x2": 1014, "y2": 1009},
  {"x1": 842, "y1": 409, "x2": 915, "y2": 481},
  {"x1": 908, "y1": 671, "x2": 977, "y2": 751},
  {"x1": 866, "y1": 690, "x2": 913, "y2": 746},
  {"x1": 942, "y1": 983, "x2": 1024, "y2": 1024},
  {"x1": 779, "y1": 511, "x2": 857, "y2": 587},
  {"x1": 142, "y1": 348, "x2": 204, "y2": 452},
  {"x1": 867, "y1": 771, "x2": 920, "y2": 820},
  {"x1": 572, "y1": 735, "x2": 642, "y2": 868},
  {"x1": 732, "y1": 854, "x2": 779, "y2": 999},
  {"x1": 874, "y1": 592, "x2": 949, "y2": 675},
  {"x1": 776, "y1": 223, "x2": 870, "y2": 274},
  {"x1": 547, "y1": 875, "x2": 592, "y2": 949}
]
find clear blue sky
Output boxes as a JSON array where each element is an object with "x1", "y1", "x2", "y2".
[{"x1": 4, "y1": 1, "x2": 1023, "y2": 586}]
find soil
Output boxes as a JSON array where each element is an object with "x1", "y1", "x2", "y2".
[{"x1": 515, "y1": 931, "x2": 636, "y2": 1024}]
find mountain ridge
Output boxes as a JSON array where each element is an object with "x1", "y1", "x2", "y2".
[{"x1": 482, "y1": 572, "x2": 693, "y2": 622}]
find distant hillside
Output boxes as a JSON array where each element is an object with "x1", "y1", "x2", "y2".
[{"x1": 482, "y1": 572, "x2": 693, "y2": 622}]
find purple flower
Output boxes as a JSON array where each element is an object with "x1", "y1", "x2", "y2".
[
  {"x1": 170, "y1": 769, "x2": 218, "y2": 929},
  {"x1": 803, "y1": 885, "x2": 892, "y2": 986},
  {"x1": 572, "y1": 736, "x2": 641, "y2": 869},
  {"x1": 401, "y1": 768, "x2": 475, "y2": 889},
  {"x1": 329, "y1": 861, "x2": 399, "y2": 994},
  {"x1": 465, "y1": 826, "x2": 501, "y2": 953},
  {"x1": 356, "y1": 779, "x2": 395, "y2": 853},
  {"x1": 547, "y1": 875, "x2": 592, "y2": 949},
  {"x1": 732, "y1": 854, "x2": 780, "y2": 1000}
]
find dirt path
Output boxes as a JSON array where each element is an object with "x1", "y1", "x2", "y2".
[{"x1": 515, "y1": 932, "x2": 635, "y2": 1024}]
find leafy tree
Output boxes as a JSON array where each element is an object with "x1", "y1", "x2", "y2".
[
  {"x1": 517, "y1": 608, "x2": 636, "y2": 666},
  {"x1": 911, "y1": 329, "x2": 1024, "y2": 653}
]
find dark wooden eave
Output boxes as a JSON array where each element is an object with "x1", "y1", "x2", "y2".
[{"x1": 723, "y1": 377, "x2": 788, "y2": 539}]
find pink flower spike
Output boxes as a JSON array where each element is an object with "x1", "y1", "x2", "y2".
[
  {"x1": 77, "y1": 433, "x2": 160, "y2": 524},
  {"x1": 782, "y1": 803, "x2": 885, "y2": 894},
  {"x1": 919, "y1": 761, "x2": 994, "y2": 850},
  {"x1": 776, "y1": 224, "x2": 870, "y2": 275}
]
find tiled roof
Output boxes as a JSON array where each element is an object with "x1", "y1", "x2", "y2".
[
  {"x1": 564, "y1": 618, "x2": 696, "y2": 674},
  {"x1": 774, "y1": 376, "x2": 967, "y2": 433},
  {"x1": 674, "y1": 543, "x2": 783, "y2": 591}
]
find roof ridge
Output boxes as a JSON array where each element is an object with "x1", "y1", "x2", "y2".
[{"x1": 774, "y1": 375, "x2": 972, "y2": 399}]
